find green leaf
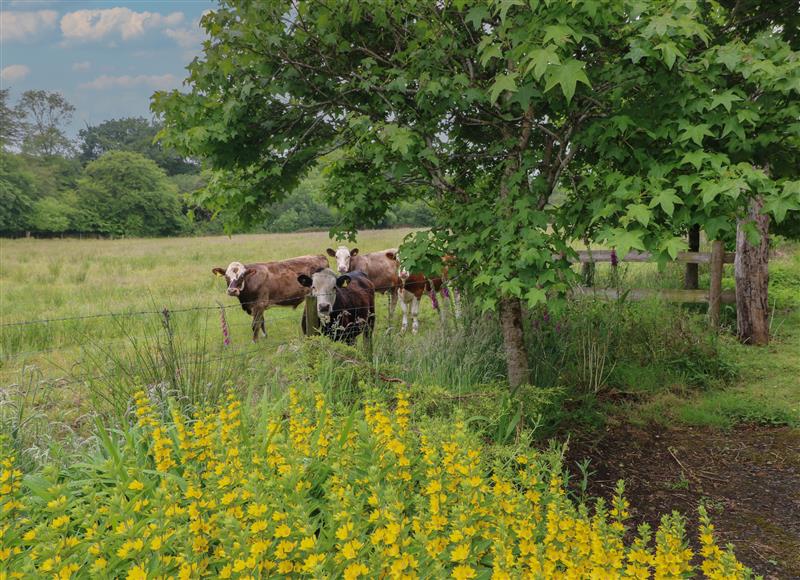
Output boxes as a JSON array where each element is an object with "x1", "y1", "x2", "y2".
[
  {"x1": 543, "y1": 24, "x2": 575, "y2": 46},
  {"x1": 479, "y1": 44, "x2": 503, "y2": 67},
  {"x1": 678, "y1": 123, "x2": 713, "y2": 147},
  {"x1": 608, "y1": 228, "x2": 645, "y2": 259},
  {"x1": 524, "y1": 46, "x2": 561, "y2": 80},
  {"x1": 655, "y1": 41, "x2": 684, "y2": 69},
  {"x1": 709, "y1": 91, "x2": 742, "y2": 112},
  {"x1": 661, "y1": 236, "x2": 688, "y2": 260},
  {"x1": 648, "y1": 188, "x2": 682, "y2": 216},
  {"x1": 626, "y1": 203, "x2": 652, "y2": 226},
  {"x1": 465, "y1": 5, "x2": 489, "y2": 29},
  {"x1": 680, "y1": 149, "x2": 708, "y2": 170},
  {"x1": 489, "y1": 73, "x2": 519, "y2": 104},
  {"x1": 543, "y1": 59, "x2": 591, "y2": 103}
]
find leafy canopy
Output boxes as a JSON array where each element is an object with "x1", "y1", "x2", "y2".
[{"x1": 154, "y1": 0, "x2": 800, "y2": 310}]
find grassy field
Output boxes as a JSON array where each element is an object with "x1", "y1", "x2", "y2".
[
  {"x1": 2, "y1": 232, "x2": 798, "y2": 434},
  {"x1": 0, "y1": 230, "x2": 416, "y2": 361},
  {"x1": 1, "y1": 230, "x2": 428, "y2": 444}
]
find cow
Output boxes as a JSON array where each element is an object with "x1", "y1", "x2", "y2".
[
  {"x1": 326, "y1": 246, "x2": 400, "y2": 322},
  {"x1": 298, "y1": 268, "x2": 375, "y2": 344},
  {"x1": 396, "y1": 254, "x2": 462, "y2": 334},
  {"x1": 212, "y1": 254, "x2": 328, "y2": 341}
]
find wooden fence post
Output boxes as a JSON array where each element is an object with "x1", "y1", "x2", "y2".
[
  {"x1": 708, "y1": 240, "x2": 724, "y2": 329},
  {"x1": 304, "y1": 295, "x2": 320, "y2": 336},
  {"x1": 684, "y1": 224, "x2": 700, "y2": 289}
]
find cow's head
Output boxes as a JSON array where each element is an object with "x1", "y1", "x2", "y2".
[
  {"x1": 327, "y1": 246, "x2": 358, "y2": 274},
  {"x1": 298, "y1": 268, "x2": 351, "y2": 322},
  {"x1": 212, "y1": 261, "x2": 256, "y2": 296}
]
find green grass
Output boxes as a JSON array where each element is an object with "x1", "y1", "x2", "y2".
[
  {"x1": 0, "y1": 230, "x2": 421, "y2": 450},
  {"x1": 2, "y1": 231, "x2": 798, "y2": 456}
]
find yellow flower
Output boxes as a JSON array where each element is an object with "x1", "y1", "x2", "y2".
[
  {"x1": 343, "y1": 562, "x2": 370, "y2": 580},
  {"x1": 452, "y1": 564, "x2": 477, "y2": 579},
  {"x1": 277, "y1": 561, "x2": 294, "y2": 574},
  {"x1": 126, "y1": 564, "x2": 147, "y2": 580},
  {"x1": 51, "y1": 515, "x2": 70, "y2": 529},
  {"x1": 451, "y1": 543, "x2": 470, "y2": 562},
  {"x1": 128, "y1": 479, "x2": 144, "y2": 491},
  {"x1": 342, "y1": 539, "x2": 363, "y2": 559},
  {"x1": 274, "y1": 523, "x2": 291, "y2": 538}
]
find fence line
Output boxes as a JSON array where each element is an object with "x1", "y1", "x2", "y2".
[{"x1": 0, "y1": 278, "x2": 444, "y2": 329}]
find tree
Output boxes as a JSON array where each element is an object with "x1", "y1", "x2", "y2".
[
  {"x1": 74, "y1": 151, "x2": 187, "y2": 237},
  {"x1": 0, "y1": 152, "x2": 35, "y2": 234},
  {"x1": 15, "y1": 90, "x2": 76, "y2": 157},
  {"x1": 154, "y1": 0, "x2": 799, "y2": 387},
  {"x1": 0, "y1": 89, "x2": 25, "y2": 150},
  {"x1": 78, "y1": 117, "x2": 197, "y2": 175}
]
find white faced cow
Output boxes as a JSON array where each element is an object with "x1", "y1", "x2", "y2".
[
  {"x1": 396, "y1": 254, "x2": 461, "y2": 334},
  {"x1": 326, "y1": 246, "x2": 400, "y2": 322},
  {"x1": 298, "y1": 268, "x2": 375, "y2": 344},
  {"x1": 212, "y1": 254, "x2": 328, "y2": 341}
]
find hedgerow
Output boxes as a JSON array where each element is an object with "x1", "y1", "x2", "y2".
[{"x1": 1, "y1": 385, "x2": 751, "y2": 579}]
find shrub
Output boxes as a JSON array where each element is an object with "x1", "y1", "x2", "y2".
[{"x1": 1, "y1": 387, "x2": 752, "y2": 578}]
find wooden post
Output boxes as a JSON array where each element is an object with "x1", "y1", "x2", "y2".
[
  {"x1": 304, "y1": 295, "x2": 320, "y2": 336},
  {"x1": 708, "y1": 240, "x2": 724, "y2": 329},
  {"x1": 684, "y1": 224, "x2": 700, "y2": 289}
]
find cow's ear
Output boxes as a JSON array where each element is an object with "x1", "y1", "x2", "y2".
[
  {"x1": 297, "y1": 274, "x2": 312, "y2": 287},
  {"x1": 385, "y1": 251, "x2": 396, "y2": 261},
  {"x1": 326, "y1": 248, "x2": 336, "y2": 257},
  {"x1": 244, "y1": 268, "x2": 257, "y2": 277},
  {"x1": 336, "y1": 274, "x2": 351, "y2": 288},
  {"x1": 212, "y1": 268, "x2": 225, "y2": 277},
  {"x1": 350, "y1": 248, "x2": 359, "y2": 257}
]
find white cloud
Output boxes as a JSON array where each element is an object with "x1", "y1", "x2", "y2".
[
  {"x1": 71, "y1": 61, "x2": 91, "y2": 71},
  {"x1": 60, "y1": 8, "x2": 183, "y2": 42},
  {"x1": 0, "y1": 10, "x2": 58, "y2": 42},
  {"x1": 79, "y1": 73, "x2": 179, "y2": 91},
  {"x1": 1, "y1": 64, "x2": 31, "y2": 83},
  {"x1": 164, "y1": 25, "x2": 204, "y2": 49}
]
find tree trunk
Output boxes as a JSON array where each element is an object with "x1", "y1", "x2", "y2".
[
  {"x1": 499, "y1": 297, "x2": 530, "y2": 388},
  {"x1": 684, "y1": 224, "x2": 700, "y2": 289},
  {"x1": 735, "y1": 196, "x2": 770, "y2": 345}
]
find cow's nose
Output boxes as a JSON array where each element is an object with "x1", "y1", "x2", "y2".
[
  {"x1": 319, "y1": 304, "x2": 331, "y2": 313},
  {"x1": 227, "y1": 288, "x2": 239, "y2": 296}
]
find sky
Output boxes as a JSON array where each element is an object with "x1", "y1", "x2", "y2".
[{"x1": 1, "y1": 0, "x2": 215, "y2": 137}]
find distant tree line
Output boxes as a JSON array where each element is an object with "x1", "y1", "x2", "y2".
[{"x1": 0, "y1": 89, "x2": 432, "y2": 238}]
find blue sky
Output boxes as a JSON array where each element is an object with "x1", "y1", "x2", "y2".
[{"x1": 1, "y1": 0, "x2": 215, "y2": 136}]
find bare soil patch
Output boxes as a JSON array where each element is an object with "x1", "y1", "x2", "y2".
[{"x1": 567, "y1": 424, "x2": 800, "y2": 579}]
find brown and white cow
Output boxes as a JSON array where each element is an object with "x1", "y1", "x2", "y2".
[
  {"x1": 212, "y1": 254, "x2": 328, "y2": 341},
  {"x1": 298, "y1": 268, "x2": 375, "y2": 345},
  {"x1": 326, "y1": 246, "x2": 400, "y2": 322},
  {"x1": 396, "y1": 254, "x2": 461, "y2": 334}
]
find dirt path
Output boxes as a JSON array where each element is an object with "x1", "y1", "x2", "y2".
[{"x1": 567, "y1": 424, "x2": 800, "y2": 579}]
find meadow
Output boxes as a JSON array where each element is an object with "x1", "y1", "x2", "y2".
[{"x1": 2, "y1": 231, "x2": 799, "y2": 577}]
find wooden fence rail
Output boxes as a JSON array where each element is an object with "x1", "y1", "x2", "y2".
[
  {"x1": 302, "y1": 242, "x2": 733, "y2": 334},
  {"x1": 569, "y1": 240, "x2": 732, "y2": 328}
]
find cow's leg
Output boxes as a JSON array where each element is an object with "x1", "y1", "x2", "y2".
[
  {"x1": 387, "y1": 288, "x2": 398, "y2": 326},
  {"x1": 251, "y1": 306, "x2": 265, "y2": 342},
  {"x1": 399, "y1": 290, "x2": 410, "y2": 333},
  {"x1": 411, "y1": 294, "x2": 421, "y2": 334}
]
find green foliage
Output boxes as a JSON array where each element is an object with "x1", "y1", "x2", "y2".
[
  {"x1": 73, "y1": 151, "x2": 187, "y2": 237},
  {"x1": 0, "y1": 152, "x2": 35, "y2": 234},
  {"x1": 78, "y1": 117, "x2": 197, "y2": 176},
  {"x1": 154, "y1": 0, "x2": 799, "y2": 327}
]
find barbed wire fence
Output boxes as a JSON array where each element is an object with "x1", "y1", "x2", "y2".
[{"x1": 1, "y1": 278, "x2": 463, "y2": 388}]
